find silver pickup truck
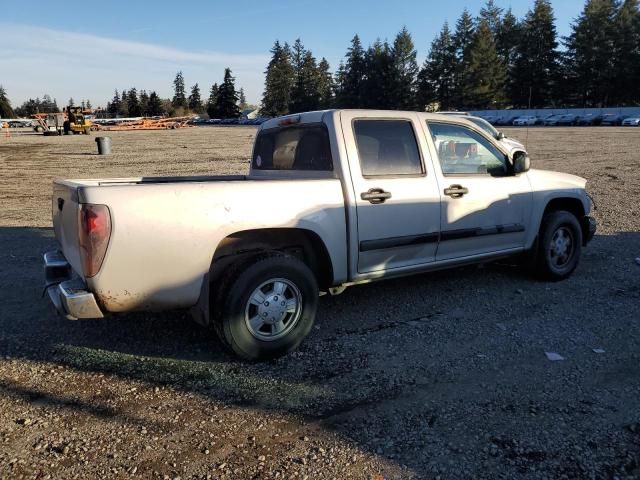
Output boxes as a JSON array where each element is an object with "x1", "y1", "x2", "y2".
[{"x1": 45, "y1": 110, "x2": 596, "y2": 361}]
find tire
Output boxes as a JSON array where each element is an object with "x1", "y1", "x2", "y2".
[
  {"x1": 83, "y1": 127, "x2": 90, "y2": 135},
  {"x1": 533, "y1": 210, "x2": 583, "y2": 281},
  {"x1": 213, "y1": 253, "x2": 318, "y2": 361},
  {"x1": 63, "y1": 121, "x2": 71, "y2": 135}
]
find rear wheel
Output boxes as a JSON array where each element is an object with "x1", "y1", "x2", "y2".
[
  {"x1": 213, "y1": 253, "x2": 318, "y2": 361},
  {"x1": 533, "y1": 210, "x2": 582, "y2": 281}
]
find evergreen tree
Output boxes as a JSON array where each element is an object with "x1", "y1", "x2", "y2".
[
  {"x1": 452, "y1": 9, "x2": 475, "y2": 107},
  {"x1": 108, "y1": 90, "x2": 121, "y2": 116},
  {"x1": 612, "y1": 0, "x2": 640, "y2": 104},
  {"x1": 289, "y1": 40, "x2": 322, "y2": 113},
  {"x1": 390, "y1": 27, "x2": 419, "y2": 109},
  {"x1": 496, "y1": 8, "x2": 521, "y2": 104},
  {"x1": 479, "y1": 0, "x2": 504, "y2": 36},
  {"x1": 207, "y1": 83, "x2": 220, "y2": 118},
  {"x1": 81, "y1": 100, "x2": 86, "y2": 110},
  {"x1": 362, "y1": 39, "x2": 394, "y2": 109},
  {"x1": 40, "y1": 94, "x2": 58, "y2": 113},
  {"x1": 261, "y1": 40, "x2": 294, "y2": 117},
  {"x1": 172, "y1": 71, "x2": 187, "y2": 108},
  {"x1": 119, "y1": 89, "x2": 129, "y2": 116},
  {"x1": 68, "y1": 97, "x2": 75, "y2": 107},
  {"x1": 290, "y1": 39, "x2": 306, "y2": 77},
  {"x1": 317, "y1": 57, "x2": 335, "y2": 108},
  {"x1": 86, "y1": 99, "x2": 92, "y2": 110},
  {"x1": 0, "y1": 85, "x2": 15, "y2": 118},
  {"x1": 333, "y1": 61, "x2": 347, "y2": 104},
  {"x1": 188, "y1": 83, "x2": 203, "y2": 113},
  {"x1": 215, "y1": 68, "x2": 241, "y2": 118},
  {"x1": 564, "y1": 0, "x2": 618, "y2": 107},
  {"x1": 464, "y1": 19, "x2": 506, "y2": 108},
  {"x1": 238, "y1": 88, "x2": 248, "y2": 110},
  {"x1": 511, "y1": 0, "x2": 559, "y2": 108},
  {"x1": 15, "y1": 99, "x2": 39, "y2": 117},
  {"x1": 138, "y1": 90, "x2": 149, "y2": 116},
  {"x1": 417, "y1": 23, "x2": 457, "y2": 111},
  {"x1": 336, "y1": 35, "x2": 366, "y2": 108},
  {"x1": 148, "y1": 91, "x2": 163, "y2": 116},
  {"x1": 128, "y1": 88, "x2": 141, "y2": 116}
]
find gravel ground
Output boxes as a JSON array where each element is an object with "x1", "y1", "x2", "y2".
[{"x1": 0, "y1": 126, "x2": 639, "y2": 479}]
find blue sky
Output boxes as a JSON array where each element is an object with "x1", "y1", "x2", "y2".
[{"x1": 2, "y1": 0, "x2": 581, "y2": 109}]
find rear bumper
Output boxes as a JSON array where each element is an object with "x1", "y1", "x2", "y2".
[
  {"x1": 582, "y1": 216, "x2": 597, "y2": 245},
  {"x1": 44, "y1": 251, "x2": 104, "y2": 320}
]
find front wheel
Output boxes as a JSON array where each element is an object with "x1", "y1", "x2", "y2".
[
  {"x1": 533, "y1": 210, "x2": 583, "y2": 281},
  {"x1": 213, "y1": 253, "x2": 318, "y2": 361}
]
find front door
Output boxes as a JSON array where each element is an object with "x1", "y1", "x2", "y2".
[
  {"x1": 340, "y1": 111, "x2": 442, "y2": 274},
  {"x1": 423, "y1": 120, "x2": 532, "y2": 261}
]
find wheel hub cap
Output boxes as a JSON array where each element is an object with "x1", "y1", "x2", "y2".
[
  {"x1": 549, "y1": 227, "x2": 574, "y2": 267},
  {"x1": 245, "y1": 278, "x2": 302, "y2": 341}
]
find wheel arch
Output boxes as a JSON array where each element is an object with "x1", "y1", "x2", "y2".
[
  {"x1": 543, "y1": 197, "x2": 585, "y2": 219},
  {"x1": 191, "y1": 228, "x2": 334, "y2": 327},
  {"x1": 526, "y1": 195, "x2": 588, "y2": 251}
]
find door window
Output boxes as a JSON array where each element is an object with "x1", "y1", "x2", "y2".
[
  {"x1": 427, "y1": 122, "x2": 508, "y2": 176},
  {"x1": 353, "y1": 120, "x2": 424, "y2": 176}
]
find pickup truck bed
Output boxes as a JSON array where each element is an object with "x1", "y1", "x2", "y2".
[{"x1": 51, "y1": 175, "x2": 347, "y2": 312}]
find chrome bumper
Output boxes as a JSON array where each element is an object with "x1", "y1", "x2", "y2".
[{"x1": 43, "y1": 251, "x2": 104, "y2": 320}]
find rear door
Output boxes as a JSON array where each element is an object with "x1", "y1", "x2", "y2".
[
  {"x1": 422, "y1": 120, "x2": 532, "y2": 261},
  {"x1": 340, "y1": 111, "x2": 441, "y2": 274}
]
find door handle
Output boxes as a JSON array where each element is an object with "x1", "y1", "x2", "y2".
[
  {"x1": 360, "y1": 188, "x2": 392, "y2": 204},
  {"x1": 444, "y1": 184, "x2": 469, "y2": 198}
]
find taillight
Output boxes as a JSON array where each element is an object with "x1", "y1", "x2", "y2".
[{"x1": 78, "y1": 204, "x2": 111, "y2": 277}]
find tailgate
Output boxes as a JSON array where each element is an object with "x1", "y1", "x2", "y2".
[{"x1": 52, "y1": 181, "x2": 84, "y2": 278}]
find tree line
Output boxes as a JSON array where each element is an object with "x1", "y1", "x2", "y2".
[
  {"x1": 261, "y1": 0, "x2": 640, "y2": 114},
  {"x1": 105, "y1": 68, "x2": 249, "y2": 118},
  {"x1": 1, "y1": 67, "x2": 250, "y2": 119}
]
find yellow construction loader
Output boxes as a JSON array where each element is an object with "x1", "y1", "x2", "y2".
[{"x1": 63, "y1": 106, "x2": 92, "y2": 135}]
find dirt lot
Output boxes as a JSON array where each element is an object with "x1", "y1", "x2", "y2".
[{"x1": 0, "y1": 126, "x2": 639, "y2": 479}]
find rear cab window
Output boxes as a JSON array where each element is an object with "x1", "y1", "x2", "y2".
[
  {"x1": 353, "y1": 119, "x2": 424, "y2": 176},
  {"x1": 252, "y1": 124, "x2": 333, "y2": 171}
]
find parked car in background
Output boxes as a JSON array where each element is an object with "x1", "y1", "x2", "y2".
[
  {"x1": 557, "y1": 114, "x2": 579, "y2": 126},
  {"x1": 544, "y1": 115, "x2": 564, "y2": 126},
  {"x1": 535, "y1": 114, "x2": 555, "y2": 125},
  {"x1": 494, "y1": 114, "x2": 518, "y2": 126},
  {"x1": 439, "y1": 113, "x2": 526, "y2": 152},
  {"x1": 621, "y1": 116, "x2": 640, "y2": 126},
  {"x1": 482, "y1": 115, "x2": 498, "y2": 125},
  {"x1": 512, "y1": 116, "x2": 537, "y2": 126},
  {"x1": 576, "y1": 113, "x2": 602, "y2": 126},
  {"x1": 601, "y1": 114, "x2": 625, "y2": 126},
  {"x1": 7, "y1": 120, "x2": 33, "y2": 128}
]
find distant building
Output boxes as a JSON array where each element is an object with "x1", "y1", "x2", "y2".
[{"x1": 240, "y1": 108, "x2": 260, "y2": 120}]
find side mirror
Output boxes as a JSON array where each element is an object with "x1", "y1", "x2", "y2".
[
  {"x1": 496, "y1": 131, "x2": 505, "y2": 140},
  {"x1": 513, "y1": 151, "x2": 530, "y2": 174}
]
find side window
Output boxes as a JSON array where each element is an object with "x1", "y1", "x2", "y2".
[
  {"x1": 427, "y1": 122, "x2": 508, "y2": 176},
  {"x1": 353, "y1": 120, "x2": 423, "y2": 176},
  {"x1": 252, "y1": 125, "x2": 333, "y2": 171}
]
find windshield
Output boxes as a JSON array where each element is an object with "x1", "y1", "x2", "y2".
[{"x1": 467, "y1": 117, "x2": 499, "y2": 138}]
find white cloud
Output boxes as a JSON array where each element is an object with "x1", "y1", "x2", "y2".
[{"x1": 1, "y1": 24, "x2": 268, "y2": 108}]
